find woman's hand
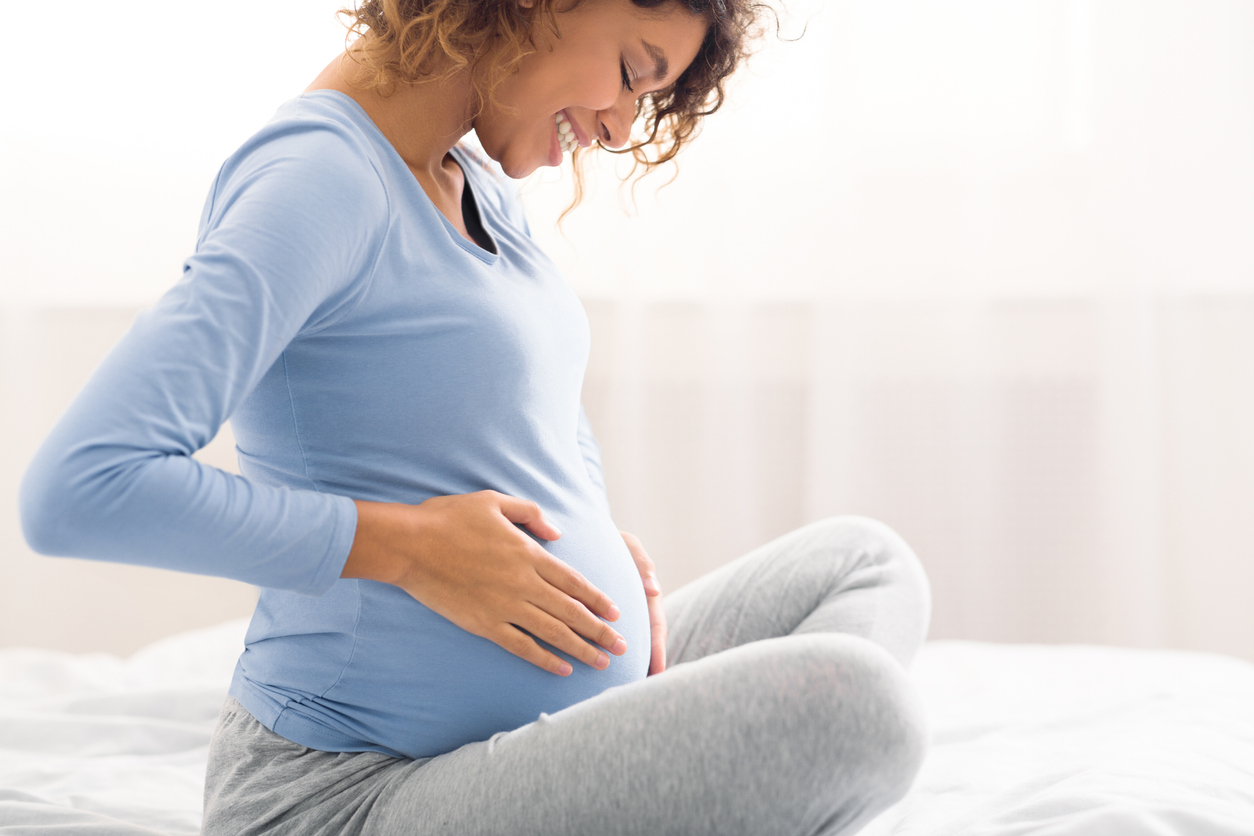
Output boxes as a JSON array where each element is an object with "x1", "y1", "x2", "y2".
[
  {"x1": 620, "y1": 530, "x2": 667, "y2": 675},
  {"x1": 343, "y1": 491, "x2": 627, "y2": 676}
]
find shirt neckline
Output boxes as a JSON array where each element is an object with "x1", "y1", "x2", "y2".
[{"x1": 298, "y1": 89, "x2": 501, "y2": 265}]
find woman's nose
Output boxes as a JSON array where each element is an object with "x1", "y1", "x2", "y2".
[{"x1": 597, "y1": 95, "x2": 637, "y2": 149}]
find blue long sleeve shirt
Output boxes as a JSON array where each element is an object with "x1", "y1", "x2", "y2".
[{"x1": 19, "y1": 90, "x2": 650, "y2": 759}]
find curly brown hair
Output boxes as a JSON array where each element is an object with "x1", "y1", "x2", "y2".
[{"x1": 338, "y1": 0, "x2": 771, "y2": 188}]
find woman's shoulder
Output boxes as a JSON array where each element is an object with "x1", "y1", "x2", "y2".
[
  {"x1": 214, "y1": 91, "x2": 389, "y2": 201},
  {"x1": 199, "y1": 92, "x2": 391, "y2": 238},
  {"x1": 239, "y1": 91, "x2": 381, "y2": 165}
]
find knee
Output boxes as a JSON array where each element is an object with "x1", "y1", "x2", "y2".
[
  {"x1": 809, "y1": 515, "x2": 925, "y2": 581},
  {"x1": 776, "y1": 634, "x2": 929, "y2": 803},
  {"x1": 839, "y1": 636, "x2": 929, "y2": 802},
  {"x1": 807, "y1": 515, "x2": 933, "y2": 656},
  {"x1": 683, "y1": 634, "x2": 927, "y2": 829}
]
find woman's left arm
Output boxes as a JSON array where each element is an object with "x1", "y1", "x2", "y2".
[
  {"x1": 574, "y1": 405, "x2": 667, "y2": 674},
  {"x1": 621, "y1": 530, "x2": 666, "y2": 675}
]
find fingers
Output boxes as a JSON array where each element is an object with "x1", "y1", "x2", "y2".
[
  {"x1": 620, "y1": 530, "x2": 661, "y2": 596},
  {"x1": 494, "y1": 624, "x2": 574, "y2": 677},
  {"x1": 410, "y1": 491, "x2": 630, "y2": 677},
  {"x1": 491, "y1": 607, "x2": 620, "y2": 678},
  {"x1": 534, "y1": 554, "x2": 621, "y2": 623},
  {"x1": 495, "y1": 493, "x2": 562, "y2": 541},
  {"x1": 530, "y1": 568, "x2": 627, "y2": 654},
  {"x1": 619, "y1": 531, "x2": 668, "y2": 675},
  {"x1": 648, "y1": 590, "x2": 668, "y2": 676},
  {"x1": 520, "y1": 604, "x2": 615, "y2": 671}
]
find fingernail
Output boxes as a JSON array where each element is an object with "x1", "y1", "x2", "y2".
[
  {"x1": 595, "y1": 652, "x2": 609, "y2": 669},
  {"x1": 606, "y1": 604, "x2": 621, "y2": 621},
  {"x1": 557, "y1": 661, "x2": 572, "y2": 676},
  {"x1": 611, "y1": 637, "x2": 627, "y2": 655},
  {"x1": 643, "y1": 576, "x2": 661, "y2": 594}
]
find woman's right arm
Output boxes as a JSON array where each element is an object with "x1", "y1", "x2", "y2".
[
  {"x1": 19, "y1": 121, "x2": 623, "y2": 674},
  {"x1": 19, "y1": 123, "x2": 380, "y2": 596}
]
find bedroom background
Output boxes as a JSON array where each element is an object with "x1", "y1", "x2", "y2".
[{"x1": 1, "y1": 0, "x2": 1251, "y2": 663}]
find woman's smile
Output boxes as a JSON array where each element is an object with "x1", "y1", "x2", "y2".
[
  {"x1": 472, "y1": 0, "x2": 709, "y2": 178},
  {"x1": 554, "y1": 110, "x2": 588, "y2": 160}
]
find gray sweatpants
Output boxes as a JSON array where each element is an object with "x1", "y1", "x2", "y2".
[{"x1": 202, "y1": 516, "x2": 931, "y2": 836}]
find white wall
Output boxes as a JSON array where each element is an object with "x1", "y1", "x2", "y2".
[{"x1": 2, "y1": 0, "x2": 1252, "y2": 659}]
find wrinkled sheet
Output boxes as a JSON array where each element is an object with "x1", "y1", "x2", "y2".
[
  {"x1": 866, "y1": 642, "x2": 1254, "y2": 836},
  {"x1": 0, "y1": 620, "x2": 248, "y2": 835},
  {"x1": 1, "y1": 623, "x2": 1253, "y2": 835}
]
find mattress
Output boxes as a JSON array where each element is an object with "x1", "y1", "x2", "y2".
[{"x1": 1, "y1": 621, "x2": 1252, "y2": 835}]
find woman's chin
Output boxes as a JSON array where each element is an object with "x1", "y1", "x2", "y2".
[
  {"x1": 495, "y1": 155, "x2": 542, "y2": 181},
  {"x1": 495, "y1": 143, "x2": 561, "y2": 180}
]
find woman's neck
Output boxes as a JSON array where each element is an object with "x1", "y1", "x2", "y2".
[{"x1": 304, "y1": 50, "x2": 477, "y2": 187}]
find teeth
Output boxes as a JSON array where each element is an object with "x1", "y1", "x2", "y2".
[{"x1": 555, "y1": 113, "x2": 577, "y2": 155}]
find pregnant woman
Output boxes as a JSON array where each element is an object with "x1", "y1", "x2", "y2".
[{"x1": 20, "y1": 0, "x2": 931, "y2": 833}]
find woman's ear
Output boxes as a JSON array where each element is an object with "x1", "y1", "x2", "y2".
[{"x1": 518, "y1": 0, "x2": 535, "y2": 8}]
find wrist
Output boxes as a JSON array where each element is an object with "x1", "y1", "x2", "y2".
[{"x1": 342, "y1": 500, "x2": 412, "y2": 586}]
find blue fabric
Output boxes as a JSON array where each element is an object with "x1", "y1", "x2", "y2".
[{"x1": 20, "y1": 90, "x2": 650, "y2": 759}]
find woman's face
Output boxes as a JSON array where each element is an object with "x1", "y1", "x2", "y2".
[{"x1": 473, "y1": 0, "x2": 709, "y2": 179}]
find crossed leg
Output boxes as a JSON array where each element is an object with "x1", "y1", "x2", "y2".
[
  {"x1": 363, "y1": 516, "x2": 932, "y2": 836},
  {"x1": 203, "y1": 516, "x2": 932, "y2": 836}
]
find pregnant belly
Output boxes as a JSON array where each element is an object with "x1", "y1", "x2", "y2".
[{"x1": 320, "y1": 511, "x2": 652, "y2": 759}]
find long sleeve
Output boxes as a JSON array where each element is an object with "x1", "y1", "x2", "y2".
[{"x1": 19, "y1": 121, "x2": 389, "y2": 596}]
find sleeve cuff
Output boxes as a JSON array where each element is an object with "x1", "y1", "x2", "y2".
[{"x1": 300, "y1": 493, "x2": 359, "y2": 597}]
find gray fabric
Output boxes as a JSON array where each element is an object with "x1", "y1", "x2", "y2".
[{"x1": 203, "y1": 516, "x2": 931, "y2": 836}]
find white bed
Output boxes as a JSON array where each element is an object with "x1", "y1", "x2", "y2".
[{"x1": 2, "y1": 622, "x2": 1252, "y2": 835}]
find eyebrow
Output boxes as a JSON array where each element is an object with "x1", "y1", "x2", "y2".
[{"x1": 641, "y1": 40, "x2": 669, "y2": 82}]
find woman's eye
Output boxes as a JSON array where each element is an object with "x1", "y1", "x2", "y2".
[{"x1": 620, "y1": 59, "x2": 635, "y2": 93}]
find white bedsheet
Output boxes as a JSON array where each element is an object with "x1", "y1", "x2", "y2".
[
  {"x1": 865, "y1": 642, "x2": 1254, "y2": 836},
  {"x1": 0, "y1": 620, "x2": 248, "y2": 835},
  {"x1": 1, "y1": 622, "x2": 1252, "y2": 835}
]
